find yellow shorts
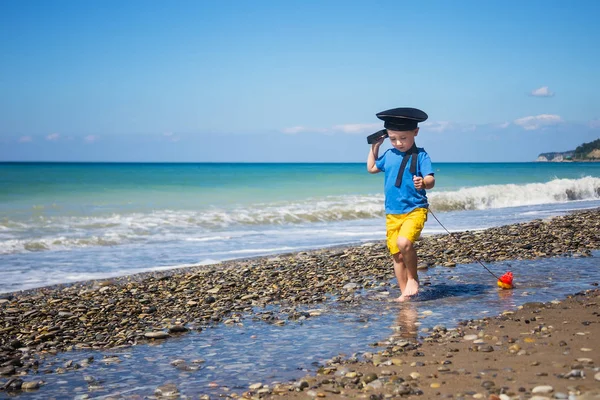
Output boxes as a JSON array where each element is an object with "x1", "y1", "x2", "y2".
[{"x1": 386, "y1": 208, "x2": 428, "y2": 254}]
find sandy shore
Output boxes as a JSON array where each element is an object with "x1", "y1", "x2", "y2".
[
  {"x1": 258, "y1": 289, "x2": 600, "y2": 399},
  {"x1": 1, "y1": 208, "x2": 599, "y2": 396}
]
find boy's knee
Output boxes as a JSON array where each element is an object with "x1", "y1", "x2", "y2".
[
  {"x1": 393, "y1": 251, "x2": 404, "y2": 262},
  {"x1": 396, "y1": 237, "x2": 414, "y2": 254}
]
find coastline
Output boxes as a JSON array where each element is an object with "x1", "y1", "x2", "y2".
[
  {"x1": 263, "y1": 288, "x2": 600, "y2": 399},
  {"x1": 0, "y1": 208, "x2": 599, "y2": 396}
]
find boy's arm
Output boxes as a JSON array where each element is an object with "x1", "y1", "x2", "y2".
[
  {"x1": 413, "y1": 174, "x2": 435, "y2": 190},
  {"x1": 423, "y1": 174, "x2": 435, "y2": 190},
  {"x1": 413, "y1": 152, "x2": 435, "y2": 190},
  {"x1": 367, "y1": 140, "x2": 383, "y2": 174}
]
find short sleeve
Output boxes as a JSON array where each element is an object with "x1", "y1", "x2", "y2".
[
  {"x1": 375, "y1": 150, "x2": 387, "y2": 171},
  {"x1": 419, "y1": 152, "x2": 434, "y2": 177}
]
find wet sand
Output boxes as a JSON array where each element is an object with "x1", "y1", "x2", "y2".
[{"x1": 260, "y1": 289, "x2": 600, "y2": 399}]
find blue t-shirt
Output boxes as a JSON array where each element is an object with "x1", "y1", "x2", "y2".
[{"x1": 375, "y1": 147, "x2": 434, "y2": 215}]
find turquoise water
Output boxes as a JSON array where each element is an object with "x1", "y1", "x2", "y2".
[
  {"x1": 3, "y1": 161, "x2": 599, "y2": 204},
  {"x1": 1, "y1": 162, "x2": 600, "y2": 293}
]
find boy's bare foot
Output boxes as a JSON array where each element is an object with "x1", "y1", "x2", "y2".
[{"x1": 395, "y1": 279, "x2": 419, "y2": 302}]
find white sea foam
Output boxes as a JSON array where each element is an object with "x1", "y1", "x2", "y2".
[
  {"x1": 185, "y1": 236, "x2": 233, "y2": 242},
  {"x1": 220, "y1": 246, "x2": 296, "y2": 255},
  {"x1": 1, "y1": 177, "x2": 598, "y2": 256},
  {"x1": 429, "y1": 176, "x2": 600, "y2": 211}
]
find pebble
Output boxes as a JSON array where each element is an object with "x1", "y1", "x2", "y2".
[
  {"x1": 443, "y1": 262, "x2": 457, "y2": 268},
  {"x1": 363, "y1": 373, "x2": 378, "y2": 384},
  {"x1": 409, "y1": 372, "x2": 420, "y2": 380},
  {"x1": 144, "y1": 331, "x2": 170, "y2": 339},
  {"x1": 21, "y1": 381, "x2": 40, "y2": 390},
  {"x1": 0, "y1": 366, "x2": 15, "y2": 376},
  {"x1": 532, "y1": 385, "x2": 554, "y2": 394},
  {"x1": 154, "y1": 383, "x2": 179, "y2": 397}
]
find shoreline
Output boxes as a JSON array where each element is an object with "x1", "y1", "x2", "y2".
[
  {"x1": 262, "y1": 288, "x2": 600, "y2": 399},
  {"x1": 3, "y1": 207, "x2": 598, "y2": 299},
  {"x1": 0, "y1": 208, "x2": 599, "y2": 396}
]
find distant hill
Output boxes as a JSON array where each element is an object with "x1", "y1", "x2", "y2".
[{"x1": 537, "y1": 138, "x2": 600, "y2": 162}]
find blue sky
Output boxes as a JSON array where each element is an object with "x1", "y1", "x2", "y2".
[{"x1": 1, "y1": 0, "x2": 599, "y2": 162}]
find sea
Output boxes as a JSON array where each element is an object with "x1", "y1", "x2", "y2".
[
  {"x1": 1, "y1": 162, "x2": 600, "y2": 294},
  {"x1": 2, "y1": 162, "x2": 600, "y2": 398}
]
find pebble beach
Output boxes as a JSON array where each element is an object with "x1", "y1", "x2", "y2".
[
  {"x1": 267, "y1": 288, "x2": 600, "y2": 400},
  {"x1": 1, "y1": 208, "x2": 599, "y2": 398}
]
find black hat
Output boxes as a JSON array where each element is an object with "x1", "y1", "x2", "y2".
[{"x1": 376, "y1": 107, "x2": 428, "y2": 131}]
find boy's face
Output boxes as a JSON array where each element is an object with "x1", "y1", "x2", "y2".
[{"x1": 387, "y1": 128, "x2": 419, "y2": 152}]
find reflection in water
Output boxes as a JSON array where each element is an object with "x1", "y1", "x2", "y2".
[
  {"x1": 391, "y1": 304, "x2": 419, "y2": 340},
  {"x1": 497, "y1": 286, "x2": 516, "y2": 302}
]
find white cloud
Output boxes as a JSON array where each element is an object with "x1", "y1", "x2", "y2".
[
  {"x1": 420, "y1": 121, "x2": 477, "y2": 133},
  {"x1": 332, "y1": 123, "x2": 380, "y2": 134},
  {"x1": 281, "y1": 126, "x2": 331, "y2": 134},
  {"x1": 282, "y1": 126, "x2": 308, "y2": 134},
  {"x1": 496, "y1": 122, "x2": 510, "y2": 129},
  {"x1": 19, "y1": 136, "x2": 33, "y2": 142},
  {"x1": 285, "y1": 121, "x2": 481, "y2": 135},
  {"x1": 421, "y1": 121, "x2": 454, "y2": 133},
  {"x1": 513, "y1": 114, "x2": 563, "y2": 130},
  {"x1": 46, "y1": 133, "x2": 60, "y2": 141},
  {"x1": 84, "y1": 135, "x2": 98, "y2": 143},
  {"x1": 530, "y1": 86, "x2": 554, "y2": 97}
]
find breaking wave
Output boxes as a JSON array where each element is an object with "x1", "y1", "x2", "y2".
[
  {"x1": 429, "y1": 176, "x2": 600, "y2": 211},
  {"x1": 1, "y1": 177, "x2": 599, "y2": 255}
]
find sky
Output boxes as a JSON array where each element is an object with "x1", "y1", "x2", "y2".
[{"x1": 1, "y1": 0, "x2": 599, "y2": 162}]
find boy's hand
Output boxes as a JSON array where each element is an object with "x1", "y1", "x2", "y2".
[
  {"x1": 413, "y1": 175, "x2": 425, "y2": 190},
  {"x1": 367, "y1": 137, "x2": 384, "y2": 173},
  {"x1": 372, "y1": 137, "x2": 384, "y2": 146},
  {"x1": 371, "y1": 137, "x2": 384, "y2": 150}
]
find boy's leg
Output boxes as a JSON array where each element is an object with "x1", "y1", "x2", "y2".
[
  {"x1": 394, "y1": 208, "x2": 428, "y2": 302},
  {"x1": 386, "y1": 215, "x2": 406, "y2": 300},
  {"x1": 396, "y1": 236, "x2": 419, "y2": 301},
  {"x1": 392, "y1": 251, "x2": 407, "y2": 296}
]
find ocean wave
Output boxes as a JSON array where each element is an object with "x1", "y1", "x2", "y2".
[
  {"x1": 429, "y1": 176, "x2": 600, "y2": 211},
  {"x1": 1, "y1": 177, "x2": 599, "y2": 255},
  {"x1": 1, "y1": 236, "x2": 123, "y2": 255}
]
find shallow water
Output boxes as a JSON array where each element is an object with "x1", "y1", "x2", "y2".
[
  {"x1": 3, "y1": 200, "x2": 599, "y2": 294},
  {"x1": 7, "y1": 252, "x2": 600, "y2": 399},
  {"x1": 2, "y1": 161, "x2": 600, "y2": 294}
]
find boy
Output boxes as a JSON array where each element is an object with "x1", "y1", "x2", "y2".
[{"x1": 366, "y1": 107, "x2": 435, "y2": 302}]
